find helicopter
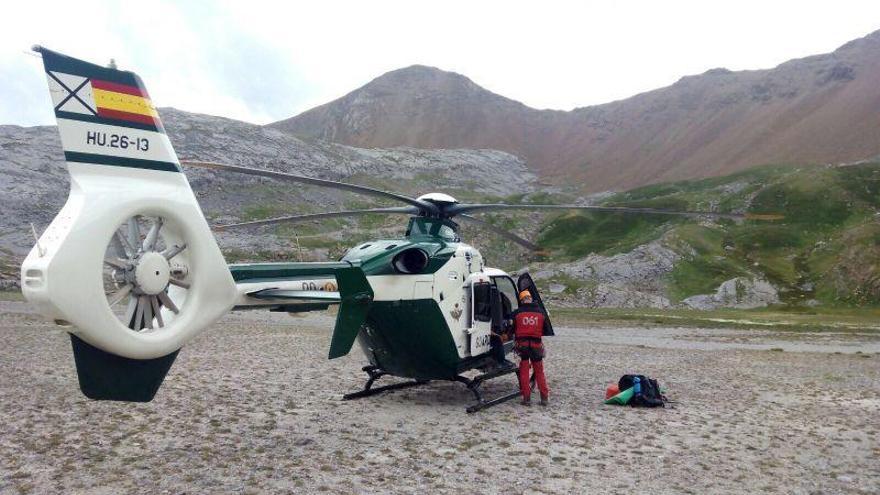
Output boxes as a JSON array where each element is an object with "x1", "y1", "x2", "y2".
[{"x1": 21, "y1": 47, "x2": 773, "y2": 412}]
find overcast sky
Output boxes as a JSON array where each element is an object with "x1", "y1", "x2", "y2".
[{"x1": 2, "y1": 1, "x2": 879, "y2": 126}]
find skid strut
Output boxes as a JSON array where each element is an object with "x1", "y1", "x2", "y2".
[
  {"x1": 458, "y1": 365, "x2": 535, "y2": 414},
  {"x1": 342, "y1": 366, "x2": 429, "y2": 400}
]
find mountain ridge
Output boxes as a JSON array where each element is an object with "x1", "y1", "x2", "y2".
[{"x1": 271, "y1": 29, "x2": 880, "y2": 191}]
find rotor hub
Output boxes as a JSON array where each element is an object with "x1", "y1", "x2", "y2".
[
  {"x1": 417, "y1": 192, "x2": 458, "y2": 205},
  {"x1": 134, "y1": 251, "x2": 171, "y2": 295}
]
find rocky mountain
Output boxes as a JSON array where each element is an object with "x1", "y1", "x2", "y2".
[
  {"x1": 0, "y1": 108, "x2": 535, "y2": 287},
  {"x1": 272, "y1": 30, "x2": 880, "y2": 192},
  {"x1": 3, "y1": 108, "x2": 879, "y2": 310},
  {"x1": 527, "y1": 161, "x2": 880, "y2": 308}
]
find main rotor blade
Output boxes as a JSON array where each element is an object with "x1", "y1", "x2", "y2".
[
  {"x1": 181, "y1": 160, "x2": 438, "y2": 214},
  {"x1": 213, "y1": 207, "x2": 420, "y2": 231},
  {"x1": 448, "y1": 203, "x2": 778, "y2": 220},
  {"x1": 458, "y1": 214, "x2": 540, "y2": 251}
]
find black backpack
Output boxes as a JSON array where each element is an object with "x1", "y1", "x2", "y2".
[{"x1": 618, "y1": 374, "x2": 666, "y2": 408}]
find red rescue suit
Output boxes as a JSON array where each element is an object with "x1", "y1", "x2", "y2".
[{"x1": 511, "y1": 303, "x2": 550, "y2": 401}]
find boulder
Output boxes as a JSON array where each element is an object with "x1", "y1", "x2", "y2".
[{"x1": 682, "y1": 277, "x2": 779, "y2": 310}]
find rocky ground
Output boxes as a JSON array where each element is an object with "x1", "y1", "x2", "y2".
[
  {"x1": 1, "y1": 301, "x2": 878, "y2": 494},
  {"x1": 527, "y1": 237, "x2": 780, "y2": 310}
]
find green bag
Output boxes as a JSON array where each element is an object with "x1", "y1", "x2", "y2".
[{"x1": 603, "y1": 386, "x2": 634, "y2": 405}]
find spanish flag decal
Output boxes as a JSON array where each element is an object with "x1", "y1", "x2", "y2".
[
  {"x1": 35, "y1": 46, "x2": 180, "y2": 172},
  {"x1": 91, "y1": 79, "x2": 160, "y2": 128},
  {"x1": 38, "y1": 47, "x2": 165, "y2": 134}
]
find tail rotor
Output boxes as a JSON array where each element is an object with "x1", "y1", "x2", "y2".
[
  {"x1": 22, "y1": 47, "x2": 237, "y2": 401},
  {"x1": 103, "y1": 215, "x2": 192, "y2": 331}
]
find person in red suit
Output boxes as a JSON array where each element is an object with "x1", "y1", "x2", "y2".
[{"x1": 511, "y1": 290, "x2": 550, "y2": 406}]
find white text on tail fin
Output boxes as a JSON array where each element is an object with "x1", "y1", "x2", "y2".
[{"x1": 35, "y1": 45, "x2": 181, "y2": 172}]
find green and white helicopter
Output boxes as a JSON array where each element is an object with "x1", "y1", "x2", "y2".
[{"x1": 21, "y1": 47, "x2": 763, "y2": 412}]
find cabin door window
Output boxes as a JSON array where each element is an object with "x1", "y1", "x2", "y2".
[{"x1": 468, "y1": 281, "x2": 493, "y2": 356}]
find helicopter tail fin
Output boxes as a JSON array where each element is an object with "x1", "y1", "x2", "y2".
[
  {"x1": 328, "y1": 267, "x2": 374, "y2": 359},
  {"x1": 21, "y1": 47, "x2": 236, "y2": 401}
]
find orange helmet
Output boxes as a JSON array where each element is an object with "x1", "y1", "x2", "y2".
[{"x1": 518, "y1": 290, "x2": 532, "y2": 302}]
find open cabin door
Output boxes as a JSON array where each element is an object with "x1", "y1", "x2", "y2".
[
  {"x1": 465, "y1": 274, "x2": 493, "y2": 356},
  {"x1": 517, "y1": 272, "x2": 554, "y2": 336}
]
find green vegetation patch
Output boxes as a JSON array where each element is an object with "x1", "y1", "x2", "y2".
[{"x1": 538, "y1": 212, "x2": 673, "y2": 258}]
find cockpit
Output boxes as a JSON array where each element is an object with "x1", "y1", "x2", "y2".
[{"x1": 405, "y1": 217, "x2": 460, "y2": 242}]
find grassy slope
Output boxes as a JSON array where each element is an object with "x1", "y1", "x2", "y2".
[
  {"x1": 537, "y1": 163, "x2": 880, "y2": 307},
  {"x1": 6, "y1": 164, "x2": 880, "y2": 321},
  {"x1": 189, "y1": 162, "x2": 880, "y2": 309}
]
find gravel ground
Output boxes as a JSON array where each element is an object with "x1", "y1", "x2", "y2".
[{"x1": 1, "y1": 303, "x2": 879, "y2": 494}]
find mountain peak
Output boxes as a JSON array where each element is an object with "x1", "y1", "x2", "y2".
[
  {"x1": 363, "y1": 64, "x2": 485, "y2": 96},
  {"x1": 270, "y1": 29, "x2": 880, "y2": 192}
]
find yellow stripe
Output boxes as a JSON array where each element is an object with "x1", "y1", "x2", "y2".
[{"x1": 93, "y1": 88, "x2": 158, "y2": 117}]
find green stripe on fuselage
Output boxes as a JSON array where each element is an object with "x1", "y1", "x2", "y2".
[{"x1": 229, "y1": 261, "x2": 355, "y2": 283}]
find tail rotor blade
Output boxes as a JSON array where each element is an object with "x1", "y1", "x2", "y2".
[
  {"x1": 150, "y1": 296, "x2": 163, "y2": 328},
  {"x1": 143, "y1": 217, "x2": 163, "y2": 252},
  {"x1": 124, "y1": 297, "x2": 137, "y2": 328},
  {"x1": 107, "y1": 284, "x2": 132, "y2": 306},
  {"x1": 133, "y1": 296, "x2": 146, "y2": 331},
  {"x1": 110, "y1": 233, "x2": 128, "y2": 259},
  {"x1": 161, "y1": 243, "x2": 187, "y2": 260},
  {"x1": 158, "y1": 292, "x2": 180, "y2": 314},
  {"x1": 127, "y1": 216, "x2": 141, "y2": 253},
  {"x1": 142, "y1": 295, "x2": 153, "y2": 330},
  {"x1": 103, "y1": 258, "x2": 128, "y2": 270},
  {"x1": 115, "y1": 231, "x2": 135, "y2": 259}
]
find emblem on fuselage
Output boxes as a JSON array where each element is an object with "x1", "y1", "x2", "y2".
[{"x1": 450, "y1": 303, "x2": 463, "y2": 321}]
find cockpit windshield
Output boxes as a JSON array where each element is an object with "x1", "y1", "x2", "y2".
[{"x1": 406, "y1": 218, "x2": 459, "y2": 242}]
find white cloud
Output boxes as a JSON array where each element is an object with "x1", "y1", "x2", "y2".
[{"x1": 1, "y1": 0, "x2": 879, "y2": 126}]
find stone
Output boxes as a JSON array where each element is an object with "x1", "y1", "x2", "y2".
[{"x1": 682, "y1": 277, "x2": 780, "y2": 310}]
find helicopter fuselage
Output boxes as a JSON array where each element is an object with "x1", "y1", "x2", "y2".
[{"x1": 229, "y1": 217, "x2": 528, "y2": 380}]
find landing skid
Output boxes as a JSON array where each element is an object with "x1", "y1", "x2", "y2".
[
  {"x1": 456, "y1": 364, "x2": 534, "y2": 414},
  {"x1": 342, "y1": 366, "x2": 429, "y2": 400},
  {"x1": 342, "y1": 364, "x2": 532, "y2": 413}
]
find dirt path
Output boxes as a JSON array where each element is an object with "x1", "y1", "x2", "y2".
[{"x1": 1, "y1": 307, "x2": 878, "y2": 494}]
